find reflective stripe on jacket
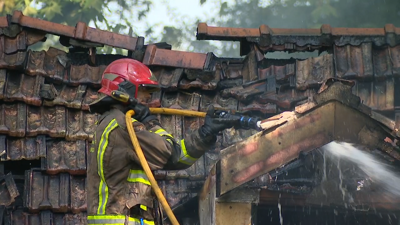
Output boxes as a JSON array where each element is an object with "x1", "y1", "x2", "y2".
[
  {"x1": 87, "y1": 107, "x2": 217, "y2": 224},
  {"x1": 87, "y1": 215, "x2": 155, "y2": 225}
]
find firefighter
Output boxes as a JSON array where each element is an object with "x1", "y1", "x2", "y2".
[{"x1": 86, "y1": 58, "x2": 236, "y2": 225}]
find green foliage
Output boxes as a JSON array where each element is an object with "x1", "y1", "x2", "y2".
[
  {"x1": 2, "y1": 0, "x2": 400, "y2": 57},
  {"x1": 0, "y1": 0, "x2": 153, "y2": 54}
]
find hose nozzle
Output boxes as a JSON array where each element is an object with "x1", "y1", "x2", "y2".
[{"x1": 217, "y1": 111, "x2": 261, "y2": 130}]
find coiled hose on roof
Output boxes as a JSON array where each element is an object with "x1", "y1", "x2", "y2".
[{"x1": 125, "y1": 108, "x2": 206, "y2": 225}]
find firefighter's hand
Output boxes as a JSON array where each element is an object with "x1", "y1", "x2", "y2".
[
  {"x1": 199, "y1": 105, "x2": 236, "y2": 138},
  {"x1": 130, "y1": 102, "x2": 152, "y2": 122}
]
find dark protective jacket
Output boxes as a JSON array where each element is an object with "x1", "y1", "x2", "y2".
[{"x1": 87, "y1": 107, "x2": 214, "y2": 225}]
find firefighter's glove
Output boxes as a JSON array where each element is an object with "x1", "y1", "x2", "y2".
[
  {"x1": 199, "y1": 105, "x2": 235, "y2": 138},
  {"x1": 130, "y1": 102, "x2": 155, "y2": 123}
]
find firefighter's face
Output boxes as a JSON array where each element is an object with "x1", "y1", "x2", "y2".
[{"x1": 136, "y1": 87, "x2": 152, "y2": 104}]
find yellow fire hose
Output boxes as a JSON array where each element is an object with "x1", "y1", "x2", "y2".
[{"x1": 125, "y1": 108, "x2": 206, "y2": 225}]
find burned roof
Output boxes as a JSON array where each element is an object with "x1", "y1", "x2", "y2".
[
  {"x1": 0, "y1": 10, "x2": 399, "y2": 224},
  {"x1": 199, "y1": 79, "x2": 400, "y2": 224}
]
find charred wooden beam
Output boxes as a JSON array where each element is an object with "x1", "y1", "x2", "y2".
[{"x1": 199, "y1": 79, "x2": 400, "y2": 223}]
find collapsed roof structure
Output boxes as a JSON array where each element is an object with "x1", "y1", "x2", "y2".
[{"x1": 0, "y1": 10, "x2": 400, "y2": 225}]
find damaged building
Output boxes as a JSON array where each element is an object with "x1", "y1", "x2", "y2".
[{"x1": 0, "y1": 10, "x2": 400, "y2": 224}]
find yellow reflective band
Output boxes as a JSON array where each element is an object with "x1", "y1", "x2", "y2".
[
  {"x1": 140, "y1": 204, "x2": 147, "y2": 211},
  {"x1": 88, "y1": 215, "x2": 154, "y2": 225},
  {"x1": 151, "y1": 128, "x2": 174, "y2": 138},
  {"x1": 96, "y1": 119, "x2": 119, "y2": 215},
  {"x1": 128, "y1": 217, "x2": 155, "y2": 225},
  {"x1": 178, "y1": 139, "x2": 198, "y2": 165},
  {"x1": 127, "y1": 169, "x2": 151, "y2": 186}
]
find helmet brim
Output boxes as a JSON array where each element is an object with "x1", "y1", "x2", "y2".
[
  {"x1": 88, "y1": 93, "x2": 109, "y2": 113},
  {"x1": 140, "y1": 84, "x2": 161, "y2": 93}
]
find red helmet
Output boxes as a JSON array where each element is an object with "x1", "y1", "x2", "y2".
[
  {"x1": 98, "y1": 58, "x2": 159, "y2": 98},
  {"x1": 88, "y1": 59, "x2": 159, "y2": 112}
]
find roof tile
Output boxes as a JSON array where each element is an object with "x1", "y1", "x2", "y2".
[
  {"x1": 0, "y1": 136, "x2": 88, "y2": 174},
  {"x1": 180, "y1": 69, "x2": 220, "y2": 90},
  {"x1": 81, "y1": 87, "x2": 101, "y2": 111},
  {"x1": 25, "y1": 170, "x2": 68, "y2": 213},
  {"x1": 353, "y1": 78, "x2": 395, "y2": 110},
  {"x1": 143, "y1": 45, "x2": 207, "y2": 69},
  {"x1": 5, "y1": 209, "x2": 88, "y2": 225},
  {"x1": 242, "y1": 50, "x2": 259, "y2": 84},
  {"x1": 258, "y1": 90, "x2": 308, "y2": 110},
  {"x1": 153, "y1": 67, "x2": 183, "y2": 91},
  {"x1": 0, "y1": 173, "x2": 19, "y2": 206},
  {"x1": 334, "y1": 43, "x2": 373, "y2": 80},
  {"x1": 353, "y1": 79, "x2": 395, "y2": 111},
  {"x1": 161, "y1": 91, "x2": 201, "y2": 111},
  {"x1": 43, "y1": 84, "x2": 87, "y2": 109},
  {"x1": 352, "y1": 81, "x2": 373, "y2": 107},
  {"x1": 179, "y1": 77, "x2": 219, "y2": 90},
  {"x1": 0, "y1": 103, "x2": 26, "y2": 137},
  {"x1": 185, "y1": 69, "x2": 216, "y2": 82},
  {"x1": 147, "y1": 90, "x2": 162, "y2": 108},
  {"x1": 238, "y1": 100, "x2": 277, "y2": 114},
  {"x1": 296, "y1": 54, "x2": 334, "y2": 90},
  {"x1": 68, "y1": 64, "x2": 105, "y2": 86},
  {"x1": 0, "y1": 69, "x2": 6, "y2": 99},
  {"x1": 1, "y1": 135, "x2": 46, "y2": 161},
  {"x1": 3, "y1": 31, "x2": 27, "y2": 54},
  {"x1": 43, "y1": 47, "x2": 67, "y2": 82},
  {"x1": 373, "y1": 46, "x2": 394, "y2": 79},
  {"x1": 197, "y1": 23, "x2": 400, "y2": 53},
  {"x1": 0, "y1": 31, "x2": 45, "y2": 54},
  {"x1": 5, "y1": 72, "x2": 43, "y2": 106},
  {"x1": 66, "y1": 109, "x2": 96, "y2": 141},
  {"x1": 221, "y1": 62, "x2": 242, "y2": 79},
  {"x1": 70, "y1": 176, "x2": 87, "y2": 213},
  {"x1": 27, "y1": 105, "x2": 66, "y2": 138},
  {"x1": 26, "y1": 50, "x2": 47, "y2": 76},
  {"x1": 221, "y1": 81, "x2": 266, "y2": 102},
  {"x1": 25, "y1": 170, "x2": 87, "y2": 213},
  {"x1": 217, "y1": 78, "x2": 243, "y2": 90},
  {"x1": 262, "y1": 63, "x2": 296, "y2": 82},
  {"x1": 0, "y1": 16, "x2": 7, "y2": 28},
  {"x1": 159, "y1": 115, "x2": 183, "y2": 140},
  {"x1": 44, "y1": 140, "x2": 87, "y2": 175},
  {"x1": 0, "y1": 51, "x2": 26, "y2": 71},
  {"x1": 200, "y1": 92, "x2": 238, "y2": 111},
  {"x1": 391, "y1": 45, "x2": 400, "y2": 76},
  {"x1": 10, "y1": 11, "x2": 142, "y2": 52}
]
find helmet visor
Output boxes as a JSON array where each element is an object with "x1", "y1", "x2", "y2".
[{"x1": 139, "y1": 84, "x2": 160, "y2": 93}]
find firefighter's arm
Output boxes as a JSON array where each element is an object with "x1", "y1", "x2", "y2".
[
  {"x1": 126, "y1": 116, "x2": 213, "y2": 170},
  {"x1": 141, "y1": 105, "x2": 238, "y2": 170},
  {"x1": 125, "y1": 104, "x2": 236, "y2": 170},
  {"x1": 138, "y1": 117, "x2": 201, "y2": 170}
]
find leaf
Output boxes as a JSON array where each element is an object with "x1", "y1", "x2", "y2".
[
  {"x1": 83, "y1": 0, "x2": 104, "y2": 12},
  {"x1": 40, "y1": 3, "x2": 63, "y2": 20},
  {"x1": 23, "y1": 6, "x2": 38, "y2": 16},
  {"x1": 200, "y1": 0, "x2": 207, "y2": 5},
  {"x1": 219, "y1": 2, "x2": 228, "y2": 15}
]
